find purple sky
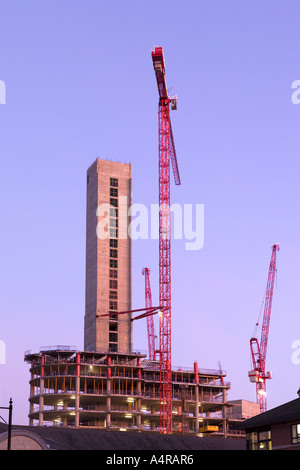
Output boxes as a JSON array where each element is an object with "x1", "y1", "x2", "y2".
[{"x1": 1, "y1": 1, "x2": 300, "y2": 425}]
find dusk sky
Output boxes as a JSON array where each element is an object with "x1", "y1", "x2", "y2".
[{"x1": 1, "y1": 1, "x2": 300, "y2": 425}]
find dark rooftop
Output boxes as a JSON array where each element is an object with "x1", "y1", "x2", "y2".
[
  {"x1": 0, "y1": 423, "x2": 246, "y2": 450},
  {"x1": 234, "y1": 397, "x2": 300, "y2": 431}
]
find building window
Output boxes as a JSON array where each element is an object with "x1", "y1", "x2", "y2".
[
  {"x1": 109, "y1": 301, "x2": 118, "y2": 311},
  {"x1": 109, "y1": 279, "x2": 118, "y2": 289},
  {"x1": 109, "y1": 322, "x2": 118, "y2": 332},
  {"x1": 246, "y1": 430, "x2": 272, "y2": 450},
  {"x1": 109, "y1": 343, "x2": 118, "y2": 352},
  {"x1": 110, "y1": 187, "x2": 118, "y2": 197},
  {"x1": 110, "y1": 198, "x2": 118, "y2": 208},
  {"x1": 110, "y1": 207, "x2": 118, "y2": 218},
  {"x1": 291, "y1": 424, "x2": 300, "y2": 444},
  {"x1": 110, "y1": 249, "x2": 118, "y2": 259},
  {"x1": 109, "y1": 332, "x2": 118, "y2": 343},
  {"x1": 109, "y1": 259, "x2": 118, "y2": 269},
  {"x1": 110, "y1": 239, "x2": 118, "y2": 248},
  {"x1": 110, "y1": 269, "x2": 117, "y2": 279},
  {"x1": 109, "y1": 228, "x2": 118, "y2": 239},
  {"x1": 109, "y1": 290, "x2": 118, "y2": 300},
  {"x1": 110, "y1": 178, "x2": 118, "y2": 187},
  {"x1": 109, "y1": 313, "x2": 118, "y2": 321},
  {"x1": 110, "y1": 218, "x2": 118, "y2": 228}
]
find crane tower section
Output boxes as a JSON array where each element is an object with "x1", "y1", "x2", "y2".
[{"x1": 152, "y1": 46, "x2": 181, "y2": 434}]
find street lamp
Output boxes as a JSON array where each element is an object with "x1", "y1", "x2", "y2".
[{"x1": 0, "y1": 398, "x2": 13, "y2": 450}]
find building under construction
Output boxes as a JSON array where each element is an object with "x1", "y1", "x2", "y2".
[
  {"x1": 24, "y1": 156, "x2": 259, "y2": 436},
  {"x1": 23, "y1": 47, "x2": 264, "y2": 438},
  {"x1": 24, "y1": 346, "x2": 258, "y2": 436}
]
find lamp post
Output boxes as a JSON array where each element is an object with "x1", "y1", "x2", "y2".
[{"x1": 0, "y1": 398, "x2": 13, "y2": 450}]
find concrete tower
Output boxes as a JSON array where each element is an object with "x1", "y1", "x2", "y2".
[{"x1": 84, "y1": 158, "x2": 132, "y2": 353}]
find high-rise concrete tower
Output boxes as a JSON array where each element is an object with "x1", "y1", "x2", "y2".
[{"x1": 84, "y1": 158, "x2": 132, "y2": 353}]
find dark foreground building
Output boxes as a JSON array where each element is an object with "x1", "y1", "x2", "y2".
[
  {"x1": 235, "y1": 394, "x2": 300, "y2": 450},
  {"x1": 0, "y1": 422, "x2": 246, "y2": 450}
]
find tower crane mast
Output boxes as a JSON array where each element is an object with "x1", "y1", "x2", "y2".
[
  {"x1": 151, "y1": 46, "x2": 181, "y2": 434},
  {"x1": 249, "y1": 243, "x2": 279, "y2": 413}
]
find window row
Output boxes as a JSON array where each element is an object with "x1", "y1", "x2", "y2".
[{"x1": 109, "y1": 176, "x2": 119, "y2": 346}]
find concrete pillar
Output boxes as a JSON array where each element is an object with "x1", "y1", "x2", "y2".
[
  {"x1": 195, "y1": 386, "x2": 199, "y2": 434},
  {"x1": 29, "y1": 365, "x2": 35, "y2": 425},
  {"x1": 178, "y1": 404, "x2": 182, "y2": 433},
  {"x1": 39, "y1": 354, "x2": 44, "y2": 426},
  {"x1": 194, "y1": 362, "x2": 199, "y2": 434},
  {"x1": 75, "y1": 352, "x2": 80, "y2": 428},
  {"x1": 137, "y1": 359, "x2": 142, "y2": 429},
  {"x1": 137, "y1": 396, "x2": 142, "y2": 429},
  {"x1": 106, "y1": 396, "x2": 111, "y2": 427},
  {"x1": 106, "y1": 355, "x2": 111, "y2": 428},
  {"x1": 62, "y1": 403, "x2": 67, "y2": 426}
]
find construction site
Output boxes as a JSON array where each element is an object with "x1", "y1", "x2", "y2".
[{"x1": 23, "y1": 47, "x2": 278, "y2": 440}]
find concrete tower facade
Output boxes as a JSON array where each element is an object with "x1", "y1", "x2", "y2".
[{"x1": 84, "y1": 158, "x2": 132, "y2": 353}]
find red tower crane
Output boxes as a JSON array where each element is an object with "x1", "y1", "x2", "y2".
[
  {"x1": 142, "y1": 267, "x2": 157, "y2": 361},
  {"x1": 151, "y1": 46, "x2": 181, "y2": 434},
  {"x1": 248, "y1": 243, "x2": 279, "y2": 413}
]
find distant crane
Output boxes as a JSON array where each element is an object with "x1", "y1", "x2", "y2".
[
  {"x1": 248, "y1": 244, "x2": 280, "y2": 413},
  {"x1": 152, "y1": 46, "x2": 181, "y2": 434},
  {"x1": 142, "y1": 268, "x2": 158, "y2": 361}
]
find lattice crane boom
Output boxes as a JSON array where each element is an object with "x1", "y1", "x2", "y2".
[
  {"x1": 152, "y1": 47, "x2": 181, "y2": 187},
  {"x1": 249, "y1": 243, "x2": 279, "y2": 413}
]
